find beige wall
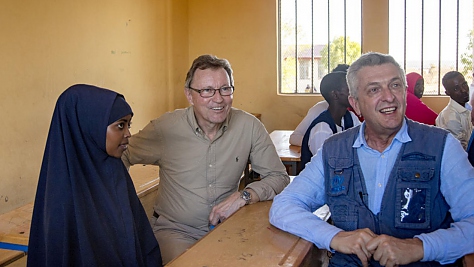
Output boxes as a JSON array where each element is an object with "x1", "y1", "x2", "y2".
[
  {"x1": 188, "y1": 0, "x2": 326, "y2": 132},
  {"x1": 0, "y1": 0, "x2": 189, "y2": 214},
  {"x1": 0, "y1": 0, "x2": 451, "y2": 214},
  {"x1": 362, "y1": 0, "x2": 389, "y2": 53}
]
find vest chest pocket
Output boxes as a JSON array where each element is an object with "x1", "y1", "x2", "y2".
[
  {"x1": 395, "y1": 167, "x2": 434, "y2": 229},
  {"x1": 326, "y1": 157, "x2": 358, "y2": 230},
  {"x1": 326, "y1": 157, "x2": 353, "y2": 197}
]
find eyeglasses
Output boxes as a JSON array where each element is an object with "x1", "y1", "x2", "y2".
[{"x1": 187, "y1": 86, "x2": 234, "y2": 98}]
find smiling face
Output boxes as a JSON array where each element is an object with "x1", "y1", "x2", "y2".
[
  {"x1": 106, "y1": 114, "x2": 132, "y2": 158},
  {"x1": 185, "y1": 67, "x2": 233, "y2": 132},
  {"x1": 349, "y1": 63, "x2": 406, "y2": 139}
]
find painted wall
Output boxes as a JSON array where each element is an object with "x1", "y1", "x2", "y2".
[
  {"x1": 0, "y1": 0, "x2": 189, "y2": 214},
  {"x1": 187, "y1": 0, "x2": 325, "y2": 133},
  {"x1": 0, "y1": 0, "x2": 451, "y2": 214},
  {"x1": 188, "y1": 0, "x2": 450, "y2": 134}
]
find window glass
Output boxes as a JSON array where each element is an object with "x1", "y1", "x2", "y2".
[
  {"x1": 279, "y1": 0, "x2": 362, "y2": 94},
  {"x1": 389, "y1": 0, "x2": 473, "y2": 95}
]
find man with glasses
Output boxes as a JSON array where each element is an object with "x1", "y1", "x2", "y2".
[
  {"x1": 436, "y1": 71, "x2": 472, "y2": 149},
  {"x1": 122, "y1": 54, "x2": 289, "y2": 264}
]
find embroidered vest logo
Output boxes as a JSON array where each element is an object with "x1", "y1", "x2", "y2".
[{"x1": 330, "y1": 174, "x2": 346, "y2": 193}]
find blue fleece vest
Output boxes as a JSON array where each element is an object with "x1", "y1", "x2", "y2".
[
  {"x1": 300, "y1": 109, "x2": 354, "y2": 173},
  {"x1": 322, "y1": 119, "x2": 456, "y2": 267}
]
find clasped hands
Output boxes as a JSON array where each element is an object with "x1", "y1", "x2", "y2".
[{"x1": 330, "y1": 228, "x2": 424, "y2": 267}]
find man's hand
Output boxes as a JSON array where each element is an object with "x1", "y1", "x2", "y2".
[
  {"x1": 208, "y1": 189, "x2": 259, "y2": 226},
  {"x1": 330, "y1": 228, "x2": 377, "y2": 267},
  {"x1": 366, "y1": 235, "x2": 423, "y2": 267}
]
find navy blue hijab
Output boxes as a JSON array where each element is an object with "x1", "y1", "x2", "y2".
[{"x1": 28, "y1": 84, "x2": 162, "y2": 266}]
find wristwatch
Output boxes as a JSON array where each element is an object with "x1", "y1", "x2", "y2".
[{"x1": 240, "y1": 190, "x2": 251, "y2": 205}]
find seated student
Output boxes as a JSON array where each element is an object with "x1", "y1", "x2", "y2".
[
  {"x1": 28, "y1": 84, "x2": 162, "y2": 267},
  {"x1": 270, "y1": 52, "x2": 474, "y2": 266},
  {"x1": 290, "y1": 100, "x2": 328, "y2": 146},
  {"x1": 436, "y1": 71, "x2": 473, "y2": 149},
  {"x1": 300, "y1": 71, "x2": 361, "y2": 172},
  {"x1": 405, "y1": 72, "x2": 438, "y2": 125},
  {"x1": 290, "y1": 64, "x2": 353, "y2": 146}
]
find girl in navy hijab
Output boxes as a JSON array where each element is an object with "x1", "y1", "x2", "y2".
[{"x1": 28, "y1": 84, "x2": 162, "y2": 266}]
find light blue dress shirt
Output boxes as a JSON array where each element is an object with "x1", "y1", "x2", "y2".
[{"x1": 270, "y1": 119, "x2": 474, "y2": 264}]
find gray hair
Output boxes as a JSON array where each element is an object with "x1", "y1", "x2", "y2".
[
  {"x1": 347, "y1": 52, "x2": 406, "y2": 99},
  {"x1": 184, "y1": 54, "x2": 234, "y2": 88}
]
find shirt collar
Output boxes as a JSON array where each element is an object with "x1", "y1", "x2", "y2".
[
  {"x1": 448, "y1": 98, "x2": 471, "y2": 113},
  {"x1": 353, "y1": 118, "x2": 412, "y2": 150},
  {"x1": 186, "y1": 106, "x2": 230, "y2": 136}
]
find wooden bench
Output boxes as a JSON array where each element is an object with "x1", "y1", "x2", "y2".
[
  {"x1": 0, "y1": 164, "x2": 160, "y2": 266},
  {"x1": 270, "y1": 130, "x2": 301, "y2": 175},
  {"x1": 0, "y1": 203, "x2": 31, "y2": 266},
  {"x1": 129, "y1": 164, "x2": 160, "y2": 217}
]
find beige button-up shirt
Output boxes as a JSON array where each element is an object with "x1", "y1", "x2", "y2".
[
  {"x1": 436, "y1": 98, "x2": 472, "y2": 150},
  {"x1": 122, "y1": 107, "x2": 289, "y2": 231}
]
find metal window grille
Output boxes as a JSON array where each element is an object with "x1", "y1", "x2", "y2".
[
  {"x1": 278, "y1": 0, "x2": 362, "y2": 94},
  {"x1": 389, "y1": 0, "x2": 473, "y2": 95}
]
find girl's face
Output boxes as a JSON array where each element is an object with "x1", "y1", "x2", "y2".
[{"x1": 106, "y1": 114, "x2": 132, "y2": 158}]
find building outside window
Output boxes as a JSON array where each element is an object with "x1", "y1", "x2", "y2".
[
  {"x1": 279, "y1": 0, "x2": 474, "y2": 96},
  {"x1": 389, "y1": 0, "x2": 473, "y2": 95},
  {"x1": 279, "y1": 0, "x2": 361, "y2": 94}
]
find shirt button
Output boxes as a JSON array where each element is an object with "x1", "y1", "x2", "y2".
[
  {"x1": 209, "y1": 164, "x2": 213, "y2": 168},
  {"x1": 378, "y1": 183, "x2": 382, "y2": 187},
  {"x1": 209, "y1": 184, "x2": 212, "y2": 187},
  {"x1": 381, "y1": 154, "x2": 385, "y2": 158}
]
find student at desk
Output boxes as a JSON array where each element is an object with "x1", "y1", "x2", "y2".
[
  {"x1": 290, "y1": 64, "x2": 362, "y2": 147},
  {"x1": 28, "y1": 85, "x2": 162, "y2": 267},
  {"x1": 122, "y1": 54, "x2": 290, "y2": 264},
  {"x1": 300, "y1": 70, "x2": 360, "y2": 172}
]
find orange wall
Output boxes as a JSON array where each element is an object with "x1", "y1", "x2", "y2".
[
  {"x1": 188, "y1": 0, "x2": 324, "y2": 132},
  {"x1": 362, "y1": 0, "x2": 389, "y2": 53},
  {"x1": 0, "y1": 0, "x2": 189, "y2": 214},
  {"x1": 0, "y1": 0, "x2": 451, "y2": 214}
]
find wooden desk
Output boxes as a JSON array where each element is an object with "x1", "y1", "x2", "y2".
[
  {"x1": 270, "y1": 130, "x2": 301, "y2": 175},
  {"x1": 166, "y1": 201, "x2": 327, "y2": 267},
  {"x1": 0, "y1": 164, "x2": 160, "y2": 266},
  {"x1": 0, "y1": 203, "x2": 31, "y2": 266},
  {"x1": 129, "y1": 164, "x2": 160, "y2": 218}
]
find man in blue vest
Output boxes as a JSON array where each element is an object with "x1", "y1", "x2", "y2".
[
  {"x1": 270, "y1": 52, "x2": 474, "y2": 266},
  {"x1": 300, "y1": 71, "x2": 360, "y2": 173}
]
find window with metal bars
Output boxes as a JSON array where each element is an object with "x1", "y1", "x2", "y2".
[
  {"x1": 389, "y1": 0, "x2": 473, "y2": 96},
  {"x1": 278, "y1": 0, "x2": 362, "y2": 94}
]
